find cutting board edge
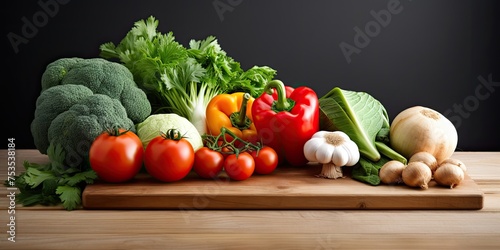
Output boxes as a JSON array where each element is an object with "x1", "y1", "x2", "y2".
[
  {"x1": 82, "y1": 188, "x2": 484, "y2": 210},
  {"x1": 82, "y1": 167, "x2": 484, "y2": 210}
]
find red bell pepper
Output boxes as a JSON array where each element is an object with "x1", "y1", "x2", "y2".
[{"x1": 252, "y1": 80, "x2": 319, "y2": 166}]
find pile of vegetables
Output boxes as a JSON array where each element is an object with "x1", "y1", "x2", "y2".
[
  {"x1": 311, "y1": 90, "x2": 462, "y2": 188},
  {"x1": 379, "y1": 106, "x2": 464, "y2": 189},
  {"x1": 317, "y1": 87, "x2": 407, "y2": 185},
  {"x1": 93, "y1": 120, "x2": 279, "y2": 183},
  {"x1": 99, "y1": 16, "x2": 276, "y2": 135},
  {"x1": 9, "y1": 15, "x2": 278, "y2": 210},
  {"x1": 8, "y1": 16, "x2": 465, "y2": 210},
  {"x1": 12, "y1": 58, "x2": 152, "y2": 210}
]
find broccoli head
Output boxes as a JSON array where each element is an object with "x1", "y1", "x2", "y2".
[
  {"x1": 49, "y1": 93, "x2": 135, "y2": 169},
  {"x1": 31, "y1": 84, "x2": 94, "y2": 154},
  {"x1": 31, "y1": 84, "x2": 136, "y2": 168},
  {"x1": 40, "y1": 57, "x2": 151, "y2": 123},
  {"x1": 32, "y1": 57, "x2": 153, "y2": 168}
]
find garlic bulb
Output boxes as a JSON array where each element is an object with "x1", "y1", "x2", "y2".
[
  {"x1": 434, "y1": 163, "x2": 465, "y2": 189},
  {"x1": 303, "y1": 130, "x2": 360, "y2": 179},
  {"x1": 409, "y1": 151, "x2": 438, "y2": 173},
  {"x1": 402, "y1": 161, "x2": 432, "y2": 189},
  {"x1": 379, "y1": 160, "x2": 406, "y2": 184}
]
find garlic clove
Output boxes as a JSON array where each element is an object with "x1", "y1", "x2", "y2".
[
  {"x1": 315, "y1": 143, "x2": 335, "y2": 164},
  {"x1": 343, "y1": 141, "x2": 360, "y2": 166},
  {"x1": 331, "y1": 147, "x2": 349, "y2": 167},
  {"x1": 379, "y1": 160, "x2": 406, "y2": 185},
  {"x1": 402, "y1": 161, "x2": 432, "y2": 190},
  {"x1": 303, "y1": 138, "x2": 323, "y2": 162},
  {"x1": 434, "y1": 163, "x2": 465, "y2": 189}
]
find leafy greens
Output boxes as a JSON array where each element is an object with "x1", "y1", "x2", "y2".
[
  {"x1": 319, "y1": 87, "x2": 406, "y2": 185},
  {"x1": 5, "y1": 144, "x2": 97, "y2": 210},
  {"x1": 99, "y1": 16, "x2": 276, "y2": 135}
]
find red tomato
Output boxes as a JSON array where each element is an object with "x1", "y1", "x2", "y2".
[
  {"x1": 193, "y1": 147, "x2": 224, "y2": 179},
  {"x1": 251, "y1": 146, "x2": 279, "y2": 175},
  {"x1": 144, "y1": 135, "x2": 194, "y2": 182},
  {"x1": 224, "y1": 152, "x2": 255, "y2": 181},
  {"x1": 89, "y1": 129, "x2": 143, "y2": 183}
]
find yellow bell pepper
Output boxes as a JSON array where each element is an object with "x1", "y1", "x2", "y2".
[{"x1": 206, "y1": 92, "x2": 258, "y2": 143}]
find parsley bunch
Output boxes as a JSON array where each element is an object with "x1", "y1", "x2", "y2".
[{"x1": 7, "y1": 144, "x2": 97, "y2": 210}]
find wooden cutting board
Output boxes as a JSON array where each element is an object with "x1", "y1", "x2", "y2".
[{"x1": 82, "y1": 164, "x2": 484, "y2": 210}]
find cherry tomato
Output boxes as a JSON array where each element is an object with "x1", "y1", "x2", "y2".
[
  {"x1": 89, "y1": 129, "x2": 143, "y2": 183},
  {"x1": 144, "y1": 134, "x2": 194, "y2": 182},
  {"x1": 224, "y1": 152, "x2": 255, "y2": 181},
  {"x1": 193, "y1": 147, "x2": 224, "y2": 179},
  {"x1": 251, "y1": 146, "x2": 279, "y2": 175}
]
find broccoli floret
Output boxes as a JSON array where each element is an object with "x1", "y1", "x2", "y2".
[
  {"x1": 40, "y1": 57, "x2": 151, "y2": 123},
  {"x1": 47, "y1": 93, "x2": 135, "y2": 169},
  {"x1": 31, "y1": 84, "x2": 94, "y2": 154}
]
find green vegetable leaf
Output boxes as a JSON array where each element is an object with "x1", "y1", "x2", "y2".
[
  {"x1": 160, "y1": 58, "x2": 207, "y2": 93},
  {"x1": 17, "y1": 193, "x2": 55, "y2": 207},
  {"x1": 352, "y1": 157, "x2": 391, "y2": 186},
  {"x1": 22, "y1": 167, "x2": 55, "y2": 188},
  {"x1": 9, "y1": 143, "x2": 98, "y2": 210},
  {"x1": 375, "y1": 141, "x2": 407, "y2": 164},
  {"x1": 99, "y1": 16, "x2": 276, "y2": 135},
  {"x1": 319, "y1": 87, "x2": 407, "y2": 185},
  {"x1": 47, "y1": 142, "x2": 66, "y2": 164},
  {"x1": 42, "y1": 178, "x2": 59, "y2": 196},
  {"x1": 46, "y1": 143, "x2": 68, "y2": 174},
  {"x1": 56, "y1": 185, "x2": 82, "y2": 211},
  {"x1": 319, "y1": 87, "x2": 386, "y2": 162},
  {"x1": 63, "y1": 169, "x2": 98, "y2": 186},
  {"x1": 229, "y1": 66, "x2": 278, "y2": 97},
  {"x1": 188, "y1": 35, "x2": 239, "y2": 90}
]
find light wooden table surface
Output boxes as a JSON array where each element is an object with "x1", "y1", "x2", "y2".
[{"x1": 1, "y1": 150, "x2": 499, "y2": 250}]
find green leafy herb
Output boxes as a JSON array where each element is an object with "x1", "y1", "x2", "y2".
[
  {"x1": 100, "y1": 16, "x2": 276, "y2": 135},
  {"x1": 319, "y1": 87, "x2": 406, "y2": 185},
  {"x1": 5, "y1": 144, "x2": 97, "y2": 210}
]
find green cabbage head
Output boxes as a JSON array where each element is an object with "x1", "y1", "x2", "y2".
[{"x1": 136, "y1": 114, "x2": 203, "y2": 151}]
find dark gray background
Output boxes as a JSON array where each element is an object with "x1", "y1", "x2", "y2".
[{"x1": 3, "y1": 0, "x2": 499, "y2": 151}]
